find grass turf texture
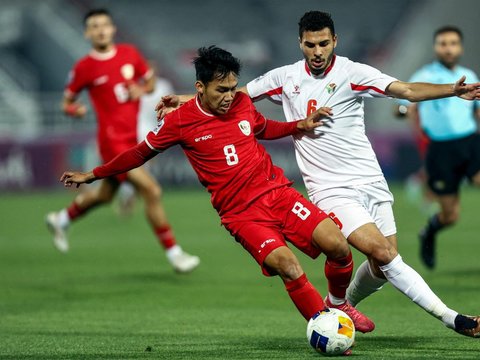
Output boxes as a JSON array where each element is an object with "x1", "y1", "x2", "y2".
[{"x1": 1, "y1": 185, "x2": 479, "y2": 359}]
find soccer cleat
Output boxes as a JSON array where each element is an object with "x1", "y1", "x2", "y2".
[
  {"x1": 168, "y1": 250, "x2": 200, "y2": 273},
  {"x1": 46, "y1": 212, "x2": 69, "y2": 253},
  {"x1": 419, "y1": 228, "x2": 436, "y2": 269},
  {"x1": 454, "y1": 315, "x2": 480, "y2": 338},
  {"x1": 325, "y1": 297, "x2": 375, "y2": 333}
]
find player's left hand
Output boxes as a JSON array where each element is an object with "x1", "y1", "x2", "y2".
[
  {"x1": 454, "y1": 76, "x2": 480, "y2": 100},
  {"x1": 60, "y1": 171, "x2": 96, "y2": 188},
  {"x1": 297, "y1": 107, "x2": 333, "y2": 132},
  {"x1": 127, "y1": 83, "x2": 144, "y2": 101}
]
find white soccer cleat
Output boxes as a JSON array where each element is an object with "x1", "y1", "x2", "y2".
[
  {"x1": 46, "y1": 212, "x2": 69, "y2": 253},
  {"x1": 168, "y1": 250, "x2": 200, "y2": 273}
]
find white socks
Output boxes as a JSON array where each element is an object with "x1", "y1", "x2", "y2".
[
  {"x1": 57, "y1": 209, "x2": 71, "y2": 229},
  {"x1": 166, "y1": 245, "x2": 182, "y2": 262},
  {"x1": 380, "y1": 255, "x2": 457, "y2": 328},
  {"x1": 347, "y1": 260, "x2": 387, "y2": 307},
  {"x1": 348, "y1": 256, "x2": 458, "y2": 329}
]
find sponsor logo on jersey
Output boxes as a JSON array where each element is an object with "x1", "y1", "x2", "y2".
[
  {"x1": 326, "y1": 83, "x2": 337, "y2": 94},
  {"x1": 238, "y1": 120, "x2": 251, "y2": 136},
  {"x1": 153, "y1": 119, "x2": 164, "y2": 135},
  {"x1": 293, "y1": 85, "x2": 301, "y2": 94},
  {"x1": 93, "y1": 75, "x2": 109, "y2": 86},
  {"x1": 195, "y1": 134, "x2": 213, "y2": 142},
  {"x1": 120, "y1": 63, "x2": 134, "y2": 80}
]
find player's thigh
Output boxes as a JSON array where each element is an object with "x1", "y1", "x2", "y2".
[
  {"x1": 225, "y1": 221, "x2": 291, "y2": 277},
  {"x1": 311, "y1": 188, "x2": 374, "y2": 240},
  {"x1": 310, "y1": 218, "x2": 350, "y2": 258},
  {"x1": 279, "y1": 188, "x2": 329, "y2": 259},
  {"x1": 126, "y1": 166, "x2": 162, "y2": 199}
]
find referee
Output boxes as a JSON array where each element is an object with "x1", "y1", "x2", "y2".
[{"x1": 398, "y1": 26, "x2": 480, "y2": 269}]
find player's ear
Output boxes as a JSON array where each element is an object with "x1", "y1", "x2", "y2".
[
  {"x1": 195, "y1": 81, "x2": 205, "y2": 95},
  {"x1": 298, "y1": 36, "x2": 302, "y2": 50},
  {"x1": 333, "y1": 34, "x2": 338, "y2": 49}
]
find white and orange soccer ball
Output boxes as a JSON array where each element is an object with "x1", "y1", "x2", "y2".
[{"x1": 306, "y1": 308, "x2": 355, "y2": 356}]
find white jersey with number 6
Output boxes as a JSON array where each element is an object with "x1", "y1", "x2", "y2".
[{"x1": 247, "y1": 55, "x2": 397, "y2": 199}]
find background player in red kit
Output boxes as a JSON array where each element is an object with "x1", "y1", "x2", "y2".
[
  {"x1": 45, "y1": 9, "x2": 199, "y2": 273},
  {"x1": 59, "y1": 46, "x2": 375, "y2": 341}
]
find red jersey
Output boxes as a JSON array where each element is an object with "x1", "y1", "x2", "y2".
[
  {"x1": 145, "y1": 93, "x2": 296, "y2": 220},
  {"x1": 65, "y1": 44, "x2": 151, "y2": 146}
]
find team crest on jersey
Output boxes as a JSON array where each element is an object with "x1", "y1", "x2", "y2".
[
  {"x1": 153, "y1": 119, "x2": 164, "y2": 135},
  {"x1": 293, "y1": 85, "x2": 301, "y2": 94},
  {"x1": 238, "y1": 120, "x2": 251, "y2": 136},
  {"x1": 120, "y1": 64, "x2": 134, "y2": 80},
  {"x1": 326, "y1": 83, "x2": 337, "y2": 94}
]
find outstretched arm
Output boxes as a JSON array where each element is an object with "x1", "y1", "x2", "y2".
[
  {"x1": 256, "y1": 107, "x2": 333, "y2": 140},
  {"x1": 386, "y1": 76, "x2": 480, "y2": 102},
  {"x1": 60, "y1": 141, "x2": 157, "y2": 188}
]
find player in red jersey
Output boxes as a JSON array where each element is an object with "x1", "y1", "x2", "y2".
[
  {"x1": 45, "y1": 9, "x2": 199, "y2": 273},
  {"x1": 59, "y1": 46, "x2": 374, "y2": 343}
]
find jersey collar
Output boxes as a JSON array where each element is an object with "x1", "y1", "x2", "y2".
[
  {"x1": 89, "y1": 46, "x2": 117, "y2": 61},
  {"x1": 304, "y1": 54, "x2": 336, "y2": 77},
  {"x1": 195, "y1": 95, "x2": 214, "y2": 117}
]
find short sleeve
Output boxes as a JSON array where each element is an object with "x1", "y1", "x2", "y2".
[
  {"x1": 131, "y1": 46, "x2": 152, "y2": 80},
  {"x1": 348, "y1": 61, "x2": 398, "y2": 98},
  {"x1": 246, "y1": 66, "x2": 287, "y2": 103},
  {"x1": 65, "y1": 62, "x2": 88, "y2": 98},
  {"x1": 145, "y1": 112, "x2": 181, "y2": 152}
]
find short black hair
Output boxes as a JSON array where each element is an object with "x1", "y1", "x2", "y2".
[
  {"x1": 434, "y1": 26, "x2": 463, "y2": 42},
  {"x1": 298, "y1": 11, "x2": 335, "y2": 38},
  {"x1": 193, "y1": 46, "x2": 241, "y2": 85},
  {"x1": 83, "y1": 8, "x2": 113, "y2": 26}
]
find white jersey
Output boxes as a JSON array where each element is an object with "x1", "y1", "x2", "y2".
[
  {"x1": 246, "y1": 55, "x2": 397, "y2": 198},
  {"x1": 138, "y1": 77, "x2": 175, "y2": 141}
]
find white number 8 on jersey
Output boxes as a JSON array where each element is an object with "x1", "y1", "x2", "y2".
[
  {"x1": 223, "y1": 144, "x2": 239, "y2": 166},
  {"x1": 291, "y1": 202, "x2": 311, "y2": 220}
]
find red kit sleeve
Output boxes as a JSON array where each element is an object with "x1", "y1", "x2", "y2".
[{"x1": 92, "y1": 141, "x2": 157, "y2": 179}]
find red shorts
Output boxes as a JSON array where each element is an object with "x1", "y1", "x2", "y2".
[
  {"x1": 223, "y1": 186, "x2": 329, "y2": 276},
  {"x1": 98, "y1": 140, "x2": 137, "y2": 182}
]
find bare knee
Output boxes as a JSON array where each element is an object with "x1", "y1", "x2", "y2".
[
  {"x1": 93, "y1": 188, "x2": 116, "y2": 204},
  {"x1": 264, "y1": 249, "x2": 304, "y2": 282},
  {"x1": 439, "y1": 208, "x2": 459, "y2": 225},
  {"x1": 139, "y1": 183, "x2": 162, "y2": 203},
  {"x1": 369, "y1": 239, "x2": 398, "y2": 266},
  {"x1": 312, "y1": 219, "x2": 350, "y2": 259}
]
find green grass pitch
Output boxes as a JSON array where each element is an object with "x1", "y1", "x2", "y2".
[{"x1": 1, "y1": 185, "x2": 479, "y2": 359}]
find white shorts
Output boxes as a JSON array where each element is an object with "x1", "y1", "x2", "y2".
[{"x1": 310, "y1": 180, "x2": 397, "y2": 239}]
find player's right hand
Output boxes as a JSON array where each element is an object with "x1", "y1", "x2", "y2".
[
  {"x1": 60, "y1": 171, "x2": 96, "y2": 188},
  {"x1": 64, "y1": 103, "x2": 88, "y2": 118},
  {"x1": 155, "y1": 94, "x2": 180, "y2": 119},
  {"x1": 298, "y1": 107, "x2": 333, "y2": 132}
]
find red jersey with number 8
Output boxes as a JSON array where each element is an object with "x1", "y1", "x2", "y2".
[
  {"x1": 145, "y1": 93, "x2": 293, "y2": 219},
  {"x1": 65, "y1": 44, "x2": 151, "y2": 155}
]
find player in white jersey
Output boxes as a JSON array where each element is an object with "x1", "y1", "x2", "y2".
[{"x1": 155, "y1": 11, "x2": 480, "y2": 337}]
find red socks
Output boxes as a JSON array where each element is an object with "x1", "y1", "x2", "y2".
[
  {"x1": 154, "y1": 225, "x2": 177, "y2": 250},
  {"x1": 67, "y1": 202, "x2": 86, "y2": 221},
  {"x1": 284, "y1": 273, "x2": 326, "y2": 320},
  {"x1": 324, "y1": 252, "x2": 353, "y2": 299}
]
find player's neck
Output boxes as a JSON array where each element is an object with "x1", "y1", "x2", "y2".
[
  {"x1": 438, "y1": 60, "x2": 457, "y2": 71},
  {"x1": 195, "y1": 95, "x2": 216, "y2": 117},
  {"x1": 90, "y1": 44, "x2": 117, "y2": 60}
]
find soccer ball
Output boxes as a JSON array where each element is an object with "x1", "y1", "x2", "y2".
[{"x1": 306, "y1": 308, "x2": 355, "y2": 356}]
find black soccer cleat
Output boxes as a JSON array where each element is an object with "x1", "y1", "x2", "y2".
[
  {"x1": 419, "y1": 228, "x2": 436, "y2": 269},
  {"x1": 454, "y1": 314, "x2": 480, "y2": 338}
]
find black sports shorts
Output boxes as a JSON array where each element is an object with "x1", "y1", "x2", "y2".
[{"x1": 426, "y1": 133, "x2": 480, "y2": 195}]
